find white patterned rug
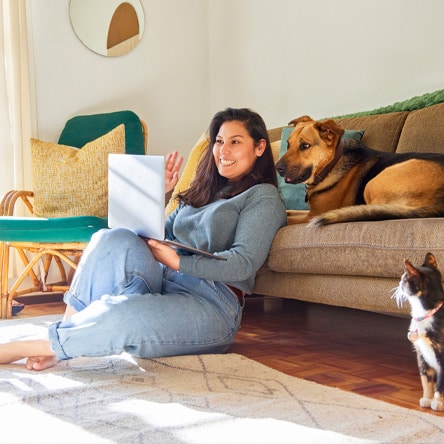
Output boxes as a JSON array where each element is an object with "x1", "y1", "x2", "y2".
[{"x1": 0, "y1": 315, "x2": 443, "y2": 443}]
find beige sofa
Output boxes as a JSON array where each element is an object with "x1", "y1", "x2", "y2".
[{"x1": 254, "y1": 97, "x2": 444, "y2": 316}]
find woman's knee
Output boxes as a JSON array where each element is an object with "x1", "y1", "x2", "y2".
[
  {"x1": 85, "y1": 228, "x2": 143, "y2": 260},
  {"x1": 91, "y1": 228, "x2": 139, "y2": 248}
]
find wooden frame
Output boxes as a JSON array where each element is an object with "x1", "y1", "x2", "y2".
[{"x1": 0, "y1": 191, "x2": 88, "y2": 318}]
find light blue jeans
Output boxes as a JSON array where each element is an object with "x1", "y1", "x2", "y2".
[{"x1": 48, "y1": 228, "x2": 243, "y2": 360}]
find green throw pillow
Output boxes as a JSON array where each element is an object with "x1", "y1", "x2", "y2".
[
  {"x1": 277, "y1": 127, "x2": 365, "y2": 210},
  {"x1": 58, "y1": 110, "x2": 145, "y2": 155}
]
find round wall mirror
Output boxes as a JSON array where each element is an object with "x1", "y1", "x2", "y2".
[{"x1": 69, "y1": 0, "x2": 145, "y2": 57}]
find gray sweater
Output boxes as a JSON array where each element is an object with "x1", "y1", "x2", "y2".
[{"x1": 165, "y1": 184, "x2": 287, "y2": 293}]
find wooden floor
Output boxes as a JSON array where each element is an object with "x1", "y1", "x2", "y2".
[
  {"x1": 232, "y1": 296, "x2": 425, "y2": 412},
  {"x1": 14, "y1": 294, "x2": 427, "y2": 413}
]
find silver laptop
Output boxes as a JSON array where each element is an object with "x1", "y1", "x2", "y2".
[{"x1": 108, "y1": 154, "x2": 226, "y2": 260}]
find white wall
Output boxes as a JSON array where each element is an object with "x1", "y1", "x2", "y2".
[
  {"x1": 208, "y1": 0, "x2": 444, "y2": 130},
  {"x1": 30, "y1": 0, "x2": 444, "y2": 159},
  {"x1": 29, "y1": 0, "x2": 210, "y2": 156}
]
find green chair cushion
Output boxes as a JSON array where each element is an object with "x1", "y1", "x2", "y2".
[
  {"x1": 0, "y1": 216, "x2": 108, "y2": 243},
  {"x1": 58, "y1": 110, "x2": 145, "y2": 155}
]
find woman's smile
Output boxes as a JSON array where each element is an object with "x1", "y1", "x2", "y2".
[{"x1": 219, "y1": 158, "x2": 237, "y2": 166}]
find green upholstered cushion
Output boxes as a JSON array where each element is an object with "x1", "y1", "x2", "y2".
[
  {"x1": 0, "y1": 216, "x2": 108, "y2": 242},
  {"x1": 58, "y1": 110, "x2": 145, "y2": 155},
  {"x1": 277, "y1": 128, "x2": 365, "y2": 210}
]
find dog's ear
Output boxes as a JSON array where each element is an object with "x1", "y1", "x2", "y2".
[
  {"x1": 288, "y1": 115, "x2": 313, "y2": 126},
  {"x1": 314, "y1": 119, "x2": 345, "y2": 143}
]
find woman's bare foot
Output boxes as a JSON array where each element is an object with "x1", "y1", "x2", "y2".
[
  {"x1": 0, "y1": 339, "x2": 56, "y2": 366},
  {"x1": 26, "y1": 356, "x2": 59, "y2": 371}
]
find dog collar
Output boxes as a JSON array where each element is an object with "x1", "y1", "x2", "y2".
[
  {"x1": 413, "y1": 301, "x2": 444, "y2": 322},
  {"x1": 311, "y1": 137, "x2": 345, "y2": 186}
]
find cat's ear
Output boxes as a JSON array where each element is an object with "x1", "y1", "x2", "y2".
[
  {"x1": 404, "y1": 258, "x2": 420, "y2": 278},
  {"x1": 423, "y1": 252, "x2": 438, "y2": 270}
]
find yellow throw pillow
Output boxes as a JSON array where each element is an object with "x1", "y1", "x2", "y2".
[
  {"x1": 165, "y1": 132, "x2": 209, "y2": 216},
  {"x1": 31, "y1": 124, "x2": 126, "y2": 218}
]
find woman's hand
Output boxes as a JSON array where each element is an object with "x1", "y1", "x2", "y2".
[
  {"x1": 165, "y1": 151, "x2": 184, "y2": 194},
  {"x1": 147, "y1": 239, "x2": 180, "y2": 271}
]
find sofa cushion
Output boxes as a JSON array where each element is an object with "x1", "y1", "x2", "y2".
[
  {"x1": 268, "y1": 127, "x2": 283, "y2": 143},
  {"x1": 334, "y1": 112, "x2": 409, "y2": 152},
  {"x1": 270, "y1": 140, "x2": 281, "y2": 164},
  {"x1": 396, "y1": 102, "x2": 444, "y2": 154},
  {"x1": 267, "y1": 218, "x2": 444, "y2": 280}
]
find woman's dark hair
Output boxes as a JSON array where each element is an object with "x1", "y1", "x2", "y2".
[{"x1": 178, "y1": 108, "x2": 277, "y2": 208}]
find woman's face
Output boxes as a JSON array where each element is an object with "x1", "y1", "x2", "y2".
[{"x1": 212, "y1": 121, "x2": 266, "y2": 182}]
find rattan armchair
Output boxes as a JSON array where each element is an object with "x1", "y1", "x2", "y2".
[{"x1": 0, "y1": 110, "x2": 147, "y2": 318}]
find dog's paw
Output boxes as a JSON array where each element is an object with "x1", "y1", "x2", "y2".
[
  {"x1": 419, "y1": 397, "x2": 433, "y2": 408},
  {"x1": 431, "y1": 393, "x2": 444, "y2": 412}
]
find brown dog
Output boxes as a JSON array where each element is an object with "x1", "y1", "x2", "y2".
[{"x1": 275, "y1": 116, "x2": 444, "y2": 226}]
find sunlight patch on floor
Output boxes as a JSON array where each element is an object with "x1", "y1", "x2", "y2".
[{"x1": 110, "y1": 399, "x2": 378, "y2": 444}]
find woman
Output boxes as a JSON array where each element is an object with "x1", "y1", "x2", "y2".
[{"x1": 0, "y1": 108, "x2": 287, "y2": 370}]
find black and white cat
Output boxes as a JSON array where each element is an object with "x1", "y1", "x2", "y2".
[{"x1": 393, "y1": 252, "x2": 444, "y2": 412}]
